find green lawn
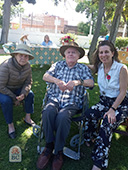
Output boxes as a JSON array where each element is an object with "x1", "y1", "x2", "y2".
[{"x1": 0, "y1": 64, "x2": 128, "y2": 170}]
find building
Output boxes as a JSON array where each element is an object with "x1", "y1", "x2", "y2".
[
  {"x1": 10, "y1": 13, "x2": 80, "y2": 35},
  {"x1": 64, "y1": 25, "x2": 78, "y2": 34},
  {"x1": 11, "y1": 14, "x2": 68, "y2": 34}
]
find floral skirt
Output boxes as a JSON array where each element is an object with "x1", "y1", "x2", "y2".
[{"x1": 84, "y1": 95, "x2": 128, "y2": 169}]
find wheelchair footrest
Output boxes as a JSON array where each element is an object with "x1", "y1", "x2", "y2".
[
  {"x1": 63, "y1": 147, "x2": 80, "y2": 160},
  {"x1": 37, "y1": 146, "x2": 81, "y2": 160}
]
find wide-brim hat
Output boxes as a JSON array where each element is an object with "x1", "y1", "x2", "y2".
[
  {"x1": 20, "y1": 34, "x2": 28, "y2": 41},
  {"x1": 10, "y1": 44, "x2": 34, "y2": 60},
  {"x1": 59, "y1": 41, "x2": 85, "y2": 59}
]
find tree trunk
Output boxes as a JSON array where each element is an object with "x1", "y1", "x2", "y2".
[
  {"x1": 0, "y1": 0, "x2": 11, "y2": 44},
  {"x1": 109, "y1": 0, "x2": 125, "y2": 44},
  {"x1": 88, "y1": 0, "x2": 105, "y2": 63}
]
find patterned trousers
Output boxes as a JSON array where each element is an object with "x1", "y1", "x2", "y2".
[{"x1": 84, "y1": 95, "x2": 128, "y2": 169}]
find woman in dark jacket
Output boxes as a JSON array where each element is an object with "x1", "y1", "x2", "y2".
[{"x1": 0, "y1": 44, "x2": 35, "y2": 139}]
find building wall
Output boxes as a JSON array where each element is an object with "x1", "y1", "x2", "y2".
[
  {"x1": 20, "y1": 14, "x2": 68, "y2": 34},
  {"x1": 64, "y1": 25, "x2": 78, "y2": 34}
]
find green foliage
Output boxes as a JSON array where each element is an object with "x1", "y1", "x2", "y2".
[
  {"x1": 75, "y1": 0, "x2": 98, "y2": 20},
  {"x1": 0, "y1": 1, "x2": 24, "y2": 27},
  {"x1": 66, "y1": 33, "x2": 77, "y2": 41},
  {"x1": 11, "y1": 0, "x2": 36, "y2": 5},
  {"x1": 11, "y1": 0, "x2": 22, "y2": 5},
  {"x1": 26, "y1": 0, "x2": 36, "y2": 4},
  {"x1": 104, "y1": 1, "x2": 117, "y2": 22},
  {"x1": 0, "y1": 0, "x2": 3, "y2": 27},
  {"x1": 75, "y1": 0, "x2": 128, "y2": 36},
  {"x1": 77, "y1": 21, "x2": 108, "y2": 36},
  {"x1": 100, "y1": 23, "x2": 109, "y2": 36},
  {"x1": 75, "y1": 0, "x2": 98, "y2": 33},
  {"x1": 115, "y1": 37, "x2": 128, "y2": 50},
  {"x1": 53, "y1": 0, "x2": 62, "y2": 6},
  {"x1": 10, "y1": 2, "x2": 24, "y2": 20},
  {"x1": 122, "y1": 0, "x2": 128, "y2": 22},
  {"x1": 77, "y1": 22, "x2": 90, "y2": 36},
  {"x1": 0, "y1": 0, "x2": 36, "y2": 27}
]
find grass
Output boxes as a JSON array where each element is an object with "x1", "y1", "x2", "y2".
[
  {"x1": 0, "y1": 44, "x2": 3, "y2": 49},
  {"x1": 0, "y1": 64, "x2": 128, "y2": 170}
]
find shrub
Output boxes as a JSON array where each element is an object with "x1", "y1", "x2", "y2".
[{"x1": 115, "y1": 37, "x2": 128, "y2": 50}]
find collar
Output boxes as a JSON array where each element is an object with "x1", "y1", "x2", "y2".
[
  {"x1": 12, "y1": 57, "x2": 24, "y2": 70},
  {"x1": 100, "y1": 60, "x2": 117, "y2": 70},
  {"x1": 64, "y1": 61, "x2": 79, "y2": 69}
]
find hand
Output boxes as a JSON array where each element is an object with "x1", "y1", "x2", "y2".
[
  {"x1": 56, "y1": 80, "x2": 67, "y2": 92},
  {"x1": 14, "y1": 100, "x2": 21, "y2": 106},
  {"x1": 65, "y1": 81, "x2": 75, "y2": 91},
  {"x1": 16, "y1": 94, "x2": 25, "y2": 102},
  {"x1": 103, "y1": 108, "x2": 116, "y2": 124}
]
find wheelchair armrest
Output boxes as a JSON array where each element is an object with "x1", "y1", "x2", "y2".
[{"x1": 81, "y1": 90, "x2": 89, "y2": 116}]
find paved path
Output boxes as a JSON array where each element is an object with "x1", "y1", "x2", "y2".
[
  {"x1": 78, "y1": 49, "x2": 89, "y2": 63},
  {"x1": 78, "y1": 55, "x2": 89, "y2": 63},
  {"x1": 0, "y1": 49, "x2": 10, "y2": 64},
  {"x1": 0, "y1": 49, "x2": 5, "y2": 54},
  {"x1": 0, "y1": 55, "x2": 11, "y2": 64},
  {"x1": 0, "y1": 48, "x2": 11, "y2": 64}
]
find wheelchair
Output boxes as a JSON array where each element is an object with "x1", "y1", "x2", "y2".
[{"x1": 33, "y1": 87, "x2": 89, "y2": 160}]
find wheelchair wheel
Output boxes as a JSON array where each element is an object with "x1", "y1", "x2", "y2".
[
  {"x1": 33, "y1": 125, "x2": 43, "y2": 139},
  {"x1": 70, "y1": 134, "x2": 84, "y2": 147}
]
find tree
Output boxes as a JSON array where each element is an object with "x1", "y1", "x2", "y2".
[
  {"x1": 75, "y1": 0, "x2": 126, "y2": 61},
  {"x1": 88, "y1": 0, "x2": 126, "y2": 61},
  {"x1": 77, "y1": 22, "x2": 90, "y2": 36},
  {"x1": 0, "y1": 1, "x2": 25, "y2": 27},
  {"x1": 0, "y1": 0, "x2": 36, "y2": 44},
  {"x1": 99, "y1": 24, "x2": 108, "y2": 36},
  {"x1": 122, "y1": 1, "x2": 128, "y2": 36},
  {"x1": 88, "y1": 0, "x2": 105, "y2": 62},
  {"x1": 0, "y1": 1, "x2": 3, "y2": 27},
  {"x1": 0, "y1": 0, "x2": 11, "y2": 44},
  {"x1": 109, "y1": 0, "x2": 126, "y2": 44}
]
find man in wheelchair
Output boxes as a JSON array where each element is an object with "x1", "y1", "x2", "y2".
[{"x1": 37, "y1": 42, "x2": 94, "y2": 170}]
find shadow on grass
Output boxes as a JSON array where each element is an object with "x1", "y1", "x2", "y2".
[{"x1": 0, "y1": 65, "x2": 128, "y2": 170}]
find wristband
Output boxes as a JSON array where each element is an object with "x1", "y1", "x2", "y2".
[
  {"x1": 80, "y1": 79, "x2": 84, "y2": 86},
  {"x1": 111, "y1": 106, "x2": 116, "y2": 111}
]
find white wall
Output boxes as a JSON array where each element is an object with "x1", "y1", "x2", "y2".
[{"x1": 0, "y1": 28, "x2": 92, "y2": 48}]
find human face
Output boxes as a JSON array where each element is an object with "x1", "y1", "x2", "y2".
[
  {"x1": 15, "y1": 53, "x2": 29, "y2": 66},
  {"x1": 98, "y1": 45, "x2": 114, "y2": 65},
  {"x1": 45, "y1": 35, "x2": 49, "y2": 43},
  {"x1": 64, "y1": 47, "x2": 80, "y2": 68}
]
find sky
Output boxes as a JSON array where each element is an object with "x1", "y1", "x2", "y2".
[{"x1": 21, "y1": 0, "x2": 88, "y2": 25}]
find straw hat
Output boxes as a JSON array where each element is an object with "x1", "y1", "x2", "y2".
[
  {"x1": 20, "y1": 34, "x2": 28, "y2": 41},
  {"x1": 59, "y1": 41, "x2": 85, "y2": 59},
  {"x1": 10, "y1": 44, "x2": 34, "y2": 60}
]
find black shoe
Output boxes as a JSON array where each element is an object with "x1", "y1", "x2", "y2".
[
  {"x1": 23, "y1": 118, "x2": 36, "y2": 127},
  {"x1": 8, "y1": 131, "x2": 16, "y2": 139}
]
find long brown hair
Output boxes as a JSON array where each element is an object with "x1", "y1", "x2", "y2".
[{"x1": 92, "y1": 40, "x2": 120, "y2": 73}]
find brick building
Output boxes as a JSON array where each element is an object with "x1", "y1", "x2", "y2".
[
  {"x1": 20, "y1": 14, "x2": 68, "y2": 33},
  {"x1": 11, "y1": 14, "x2": 80, "y2": 34}
]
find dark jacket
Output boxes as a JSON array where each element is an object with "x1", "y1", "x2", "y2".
[{"x1": 0, "y1": 57, "x2": 32, "y2": 101}]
